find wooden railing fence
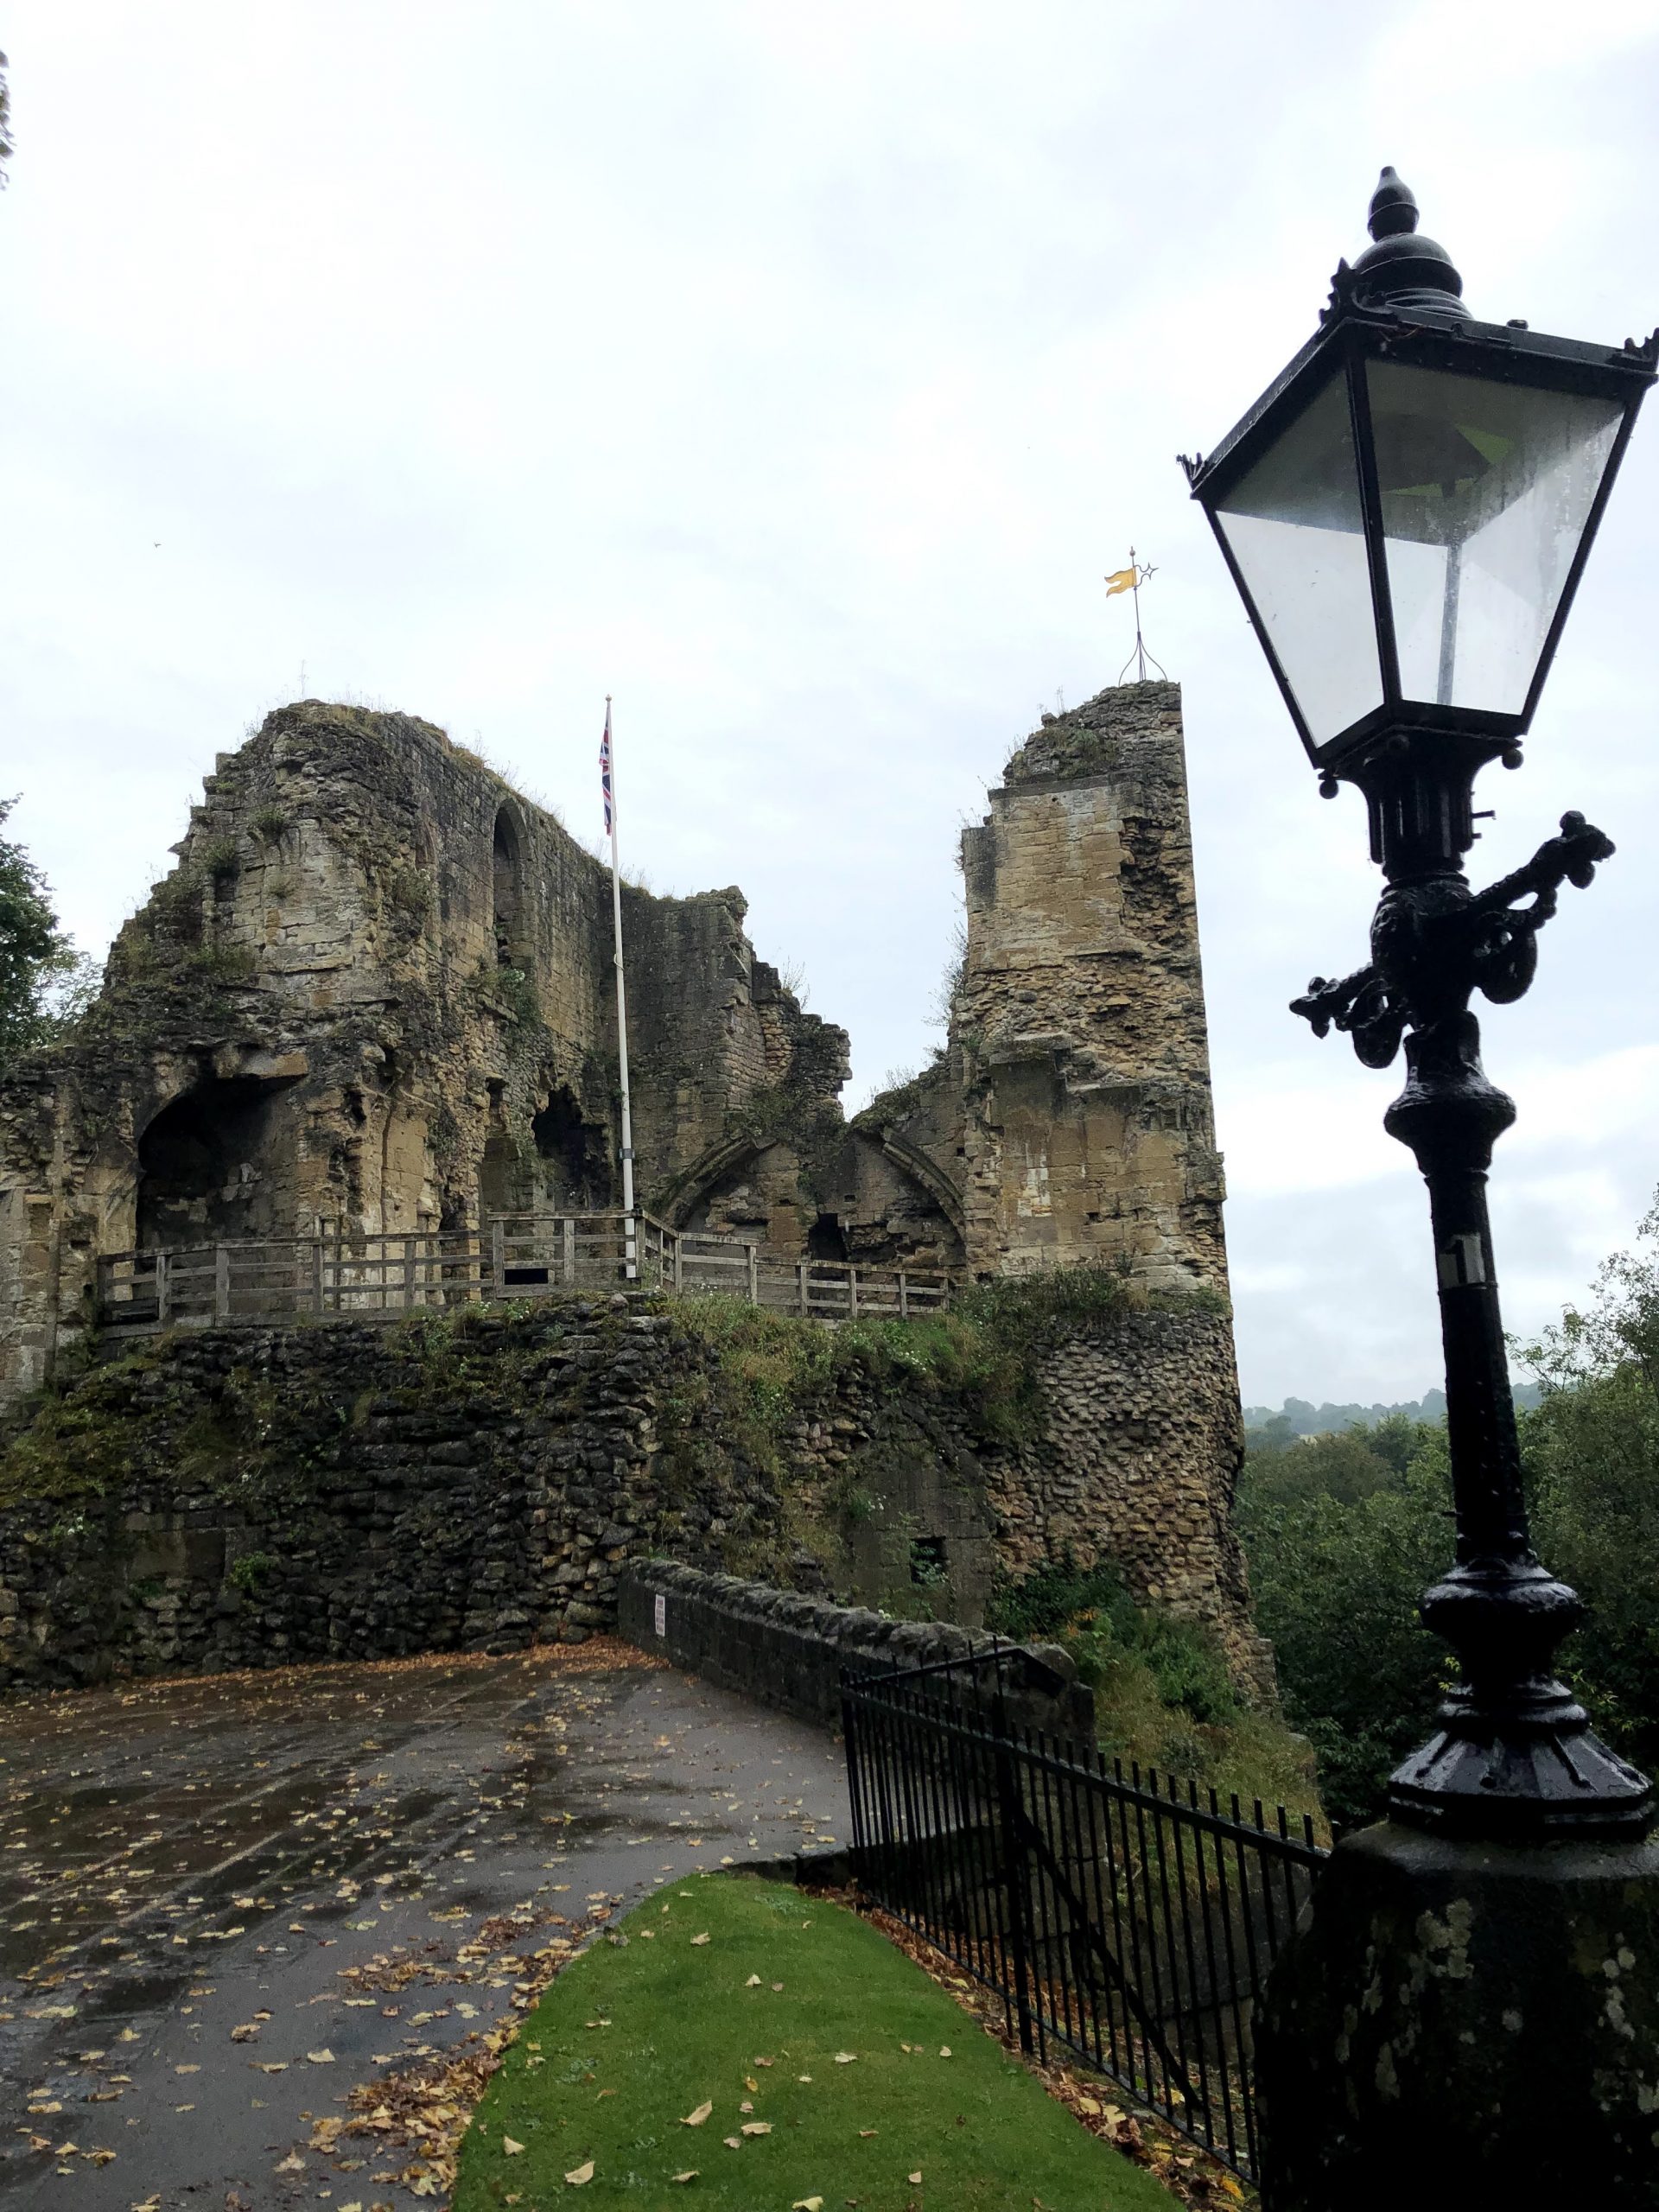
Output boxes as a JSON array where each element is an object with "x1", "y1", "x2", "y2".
[{"x1": 92, "y1": 1212, "x2": 949, "y2": 1336}]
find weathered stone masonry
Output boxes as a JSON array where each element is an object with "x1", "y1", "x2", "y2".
[
  {"x1": 0, "y1": 679, "x2": 1271, "y2": 1695},
  {"x1": 0, "y1": 1291, "x2": 1273, "y2": 1702},
  {"x1": 1, "y1": 682, "x2": 1229, "y2": 1390}
]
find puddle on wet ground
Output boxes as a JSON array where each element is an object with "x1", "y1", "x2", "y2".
[{"x1": 0, "y1": 1640, "x2": 850, "y2": 2209}]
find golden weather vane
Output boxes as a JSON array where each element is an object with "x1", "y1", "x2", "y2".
[{"x1": 1105, "y1": 549, "x2": 1166, "y2": 684}]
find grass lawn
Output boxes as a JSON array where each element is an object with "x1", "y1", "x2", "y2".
[{"x1": 453, "y1": 1873, "x2": 1174, "y2": 2211}]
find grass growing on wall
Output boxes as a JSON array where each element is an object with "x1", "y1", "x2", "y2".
[
  {"x1": 988, "y1": 1554, "x2": 1322, "y2": 1826},
  {"x1": 670, "y1": 1263, "x2": 1215, "y2": 1463}
]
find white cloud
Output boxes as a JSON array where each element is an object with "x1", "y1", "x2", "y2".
[{"x1": 3, "y1": 0, "x2": 1656, "y2": 1407}]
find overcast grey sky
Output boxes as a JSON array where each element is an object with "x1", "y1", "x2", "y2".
[{"x1": 4, "y1": 0, "x2": 1658, "y2": 1408}]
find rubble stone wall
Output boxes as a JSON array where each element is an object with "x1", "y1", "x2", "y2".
[{"x1": 0, "y1": 1291, "x2": 1272, "y2": 1703}]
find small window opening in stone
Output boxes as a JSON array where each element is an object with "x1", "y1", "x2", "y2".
[
  {"x1": 909, "y1": 1535, "x2": 948, "y2": 1588},
  {"x1": 492, "y1": 807, "x2": 523, "y2": 966},
  {"x1": 807, "y1": 1211, "x2": 848, "y2": 1262}
]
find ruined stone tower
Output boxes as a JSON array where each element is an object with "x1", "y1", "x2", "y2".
[{"x1": 835, "y1": 680, "x2": 1228, "y2": 1290}]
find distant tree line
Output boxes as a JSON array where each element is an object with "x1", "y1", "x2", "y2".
[{"x1": 1242, "y1": 1197, "x2": 1659, "y2": 1827}]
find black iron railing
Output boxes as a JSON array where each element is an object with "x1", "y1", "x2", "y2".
[{"x1": 841, "y1": 1647, "x2": 1329, "y2": 2181}]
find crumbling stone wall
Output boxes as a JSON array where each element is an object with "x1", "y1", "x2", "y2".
[
  {"x1": 0, "y1": 703, "x2": 845, "y2": 1402},
  {"x1": 0, "y1": 1291, "x2": 1271, "y2": 1702},
  {"x1": 849, "y1": 681, "x2": 1227, "y2": 1291}
]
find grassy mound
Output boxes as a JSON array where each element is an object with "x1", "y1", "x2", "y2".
[{"x1": 454, "y1": 1874, "x2": 1172, "y2": 2210}]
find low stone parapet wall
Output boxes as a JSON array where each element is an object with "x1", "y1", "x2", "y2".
[{"x1": 619, "y1": 1559, "x2": 1096, "y2": 1742}]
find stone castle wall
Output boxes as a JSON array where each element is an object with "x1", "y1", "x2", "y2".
[
  {"x1": 0, "y1": 1291, "x2": 1272, "y2": 1704},
  {"x1": 847, "y1": 681, "x2": 1228, "y2": 1291},
  {"x1": 0, "y1": 702, "x2": 845, "y2": 1402}
]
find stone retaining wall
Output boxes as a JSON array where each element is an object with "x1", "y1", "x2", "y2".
[
  {"x1": 618, "y1": 1560, "x2": 1096, "y2": 1740},
  {"x1": 0, "y1": 1287, "x2": 1273, "y2": 1700}
]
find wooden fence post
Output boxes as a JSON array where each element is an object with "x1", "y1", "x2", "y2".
[
  {"x1": 798, "y1": 1260, "x2": 809, "y2": 1316},
  {"x1": 899, "y1": 1271, "x2": 909, "y2": 1319},
  {"x1": 563, "y1": 1217, "x2": 577, "y2": 1285},
  {"x1": 312, "y1": 1240, "x2": 325, "y2": 1315},
  {"x1": 156, "y1": 1250, "x2": 170, "y2": 1327},
  {"x1": 214, "y1": 1245, "x2": 231, "y2": 1321},
  {"x1": 673, "y1": 1230, "x2": 684, "y2": 1292},
  {"x1": 404, "y1": 1235, "x2": 417, "y2": 1310},
  {"x1": 491, "y1": 1219, "x2": 505, "y2": 1299},
  {"x1": 848, "y1": 1266, "x2": 859, "y2": 1319},
  {"x1": 747, "y1": 1244, "x2": 760, "y2": 1306}
]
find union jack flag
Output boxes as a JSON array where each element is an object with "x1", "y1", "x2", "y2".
[{"x1": 600, "y1": 699, "x2": 613, "y2": 837}]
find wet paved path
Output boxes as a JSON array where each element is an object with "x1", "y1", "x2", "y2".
[{"x1": 0, "y1": 1643, "x2": 849, "y2": 2209}]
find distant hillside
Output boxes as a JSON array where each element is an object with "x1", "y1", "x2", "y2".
[{"x1": 1243, "y1": 1383, "x2": 1543, "y2": 1440}]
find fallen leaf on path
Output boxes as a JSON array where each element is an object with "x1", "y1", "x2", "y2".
[
  {"x1": 306, "y1": 2049, "x2": 336, "y2": 2064},
  {"x1": 740, "y1": 2121, "x2": 772, "y2": 2137},
  {"x1": 671, "y1": 2172, "x2": 698, "y2": 2184},
  {"x1": 745, "y1": 1974, "x2": 762, "y2": 1986},
  {"x1": 909, "y1": 2173, "x2": 923, "y2": 2186},
  {"x1": 690, "y1": 1933, "x2": 710, "y2": 1947},
  {"x1": 938, "y1": 2046, "x2": 951, "y2": 2058},
  {"x1": 680, "y1": 2101, "x2": 713, "y2": 2127},
  {"x1": 502, "y1": 2137, "x2": 524, "y2": 2156},
  {"x1": 833, "y1": 2051, "x2": 857, "y2": 2064},
  {"x1": 791, "y1": 2198, "x2": 824, "y2": 2209},
  {"x1": 564, "y1": 2158, "x2": 594, "y2": 2184},
  {"x1": 722, "y1": 2135, "x2": 742, "y2": 2150}
]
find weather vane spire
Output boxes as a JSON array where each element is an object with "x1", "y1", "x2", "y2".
[{"x1": 1105, "y1": 550, "x2": 1166, "y2": 684}]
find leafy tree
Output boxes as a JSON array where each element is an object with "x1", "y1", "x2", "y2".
[
  {"x1": 0, "y1": 798, "x2": 97, "y2": 1072},
  {"x1": 0, "y1": 51, "x2": 12, "y2": 185},
  {"x1": 1516, "y1": 1197, "x2": 1659, "y2": 1769},
  {"x1": 1239, "y1": 1440, "x2": 1452, "y2": 1827},
  {"x1": 1240, "y1": 1198, "x2": 1659, "y2": 1826}
]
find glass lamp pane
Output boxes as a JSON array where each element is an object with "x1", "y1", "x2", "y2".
[
  {"x1": 1213, "y1": 371, "x2": 1384, "y2": 747},
  {"x1": 1366, "y1": 360, "x2": 1624, "y2": 715}
]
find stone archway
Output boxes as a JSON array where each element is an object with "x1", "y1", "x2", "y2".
[{"x1": 136, "y1": 1074, "x2": 302, "y2": 1249}]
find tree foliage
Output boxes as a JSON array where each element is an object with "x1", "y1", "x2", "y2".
[
  {"x1": 0, "y1": 51, "x2": 12, "y2": 185},
  {"x1": 0, "y1": 798, "x2": 98, "y2": 1073},
  {"x1": 1242, "y1": 1197, "x2": 1659, "y2": 1827}
]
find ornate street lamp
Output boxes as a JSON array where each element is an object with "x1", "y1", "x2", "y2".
[{"x1": 1182, "y1": 171, "x2": 1657, "y2": 1839}]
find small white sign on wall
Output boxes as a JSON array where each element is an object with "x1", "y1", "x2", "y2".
[{"x1": 654, "y1": 1592, "x2": 667, "y2": 1639}]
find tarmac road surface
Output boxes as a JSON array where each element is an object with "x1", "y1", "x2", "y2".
[{"x1": 0, "y1": 1640, "x2": 849, "y2": 2209}]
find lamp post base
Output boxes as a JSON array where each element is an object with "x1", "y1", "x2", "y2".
[{"x1": 1255, "y1": 1821, "x2": 1659, "y2": 2210}]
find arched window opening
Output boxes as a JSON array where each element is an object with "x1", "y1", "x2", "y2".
[{"x1": 492, "y1": 808, "x2": 523, "y2": 967}]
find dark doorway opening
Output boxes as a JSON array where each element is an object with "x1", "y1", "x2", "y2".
[
  {"x1": 532, "y1": 1089, "x2": 609, "y2": 1211},
  {"x1": 807, "y1": 1211, "x2": 848, "y2": 1262},
  {"x1": 137, "y1": 1077, "x2": 296, "y2": 1249}
]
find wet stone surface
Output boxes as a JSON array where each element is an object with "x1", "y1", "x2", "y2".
[{"x1": 0, "y1": 1641, "x2": 850, "y2": 2208}]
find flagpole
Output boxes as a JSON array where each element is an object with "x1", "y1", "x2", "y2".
[{"x1": 603, "y1": 696, "x2": 637, "y2": 1280}]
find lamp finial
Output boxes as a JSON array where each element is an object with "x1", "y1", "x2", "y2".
[
  {"x1": 1342, "y1": 165, "x2": 1467, "y2": 322},
  {"x1": 1369, "y1": 167, "x2": 1419, "y2": 239}
]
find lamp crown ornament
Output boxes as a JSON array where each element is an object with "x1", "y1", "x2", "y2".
[{"x1": 1324, "y1": 164, "x2": 1468, "y2": 324}]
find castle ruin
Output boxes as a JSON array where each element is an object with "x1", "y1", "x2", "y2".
[{"x1": 0, "y1": 679, "x2": 1228, "y2": 1400}]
